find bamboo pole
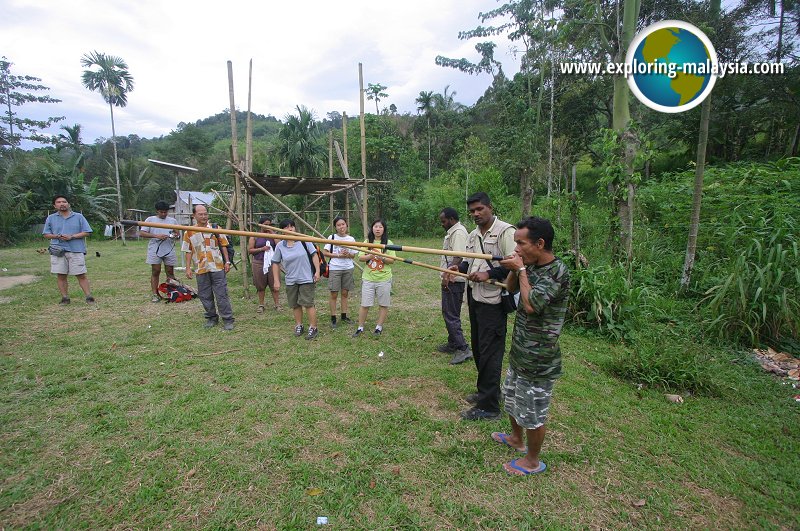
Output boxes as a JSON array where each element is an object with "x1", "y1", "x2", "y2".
[
  {"x1": 336, "y1": 243, "x2": 508, "y2": 290},
  {"x1": 342, "y1": 112, "x2": 350, "y2": 226},
  {"x1": 122, "y1": 220, "x2": 506, "y2": 261},
  {"x1": 358, "y1": 63, "x2": 368, "y2": 239},
  {"x1": 254, "y1": 221, "x2": 365, "y2": 273}
]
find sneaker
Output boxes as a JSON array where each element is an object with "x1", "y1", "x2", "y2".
[
  {"x1": 373, "y1": 328, "x2": 382, "y2": 336},
  {"x1": 460, "y1": 407, "x2": 501, "y2": 421},
  {"x1": 331, "y1": 317, "x2": 337, "y2": 329},
  {"x1": 151, "y1": 294, "x2": 160, "y2": 303},
  {"x1": 204, "y1": 319, "x2": 219, "y2": 328},
  {"x1": 352, "y1": 328, "x2": 364, "y2": 338},
  {"x1": 449, "y1": 348, "x2": 473, "y2": 365},
  {"x1": 256, "y1": 305, "x2": 265, "y2": 314},
  {"x1": 223, "y1": 321, "x2": 235, "y2": 331},
  {"x1": 340, "y1": 316, "x2": 353, "y2": 324},
  {"x1": 85, "y1": 296, "x2": 96, "y2": 304},
  {"x1": 306, "y1": 327, "x2": 318, "y2": 340},
  {"x1": 464, "y1": 393, "x2": 479, "y2": 405},
  {"x1": 59, "y1": 297, "x2": 71, "y2": 306},
  {"x1": 437, "y1": 343, "x2": 456, "y2": 354},
  {"x1": 294, "y1": 324, "x2": 305, "y2": 336}
]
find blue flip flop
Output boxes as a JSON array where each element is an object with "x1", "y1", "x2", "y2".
[
  {"x1": 504, "y1": 458, "x2": 547, "y2": 476},
  {"x1": 491, "y1": 432, "x2": 527, "y2": 453}
]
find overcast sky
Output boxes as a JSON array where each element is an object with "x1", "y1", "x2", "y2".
[{"x1": 3, "y1": 0, "x2": 520, "y2": 148}]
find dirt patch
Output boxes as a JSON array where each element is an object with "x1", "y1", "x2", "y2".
[{"x1": 0, "y1": 274, "x2": 38, "y2": 291}]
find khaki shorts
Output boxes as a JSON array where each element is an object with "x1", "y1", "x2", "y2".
[
  {"x1": 361, "y1": 279, "x2": 391, "y2": 307},
  {"x1": 286, "y1": 282, "x2": 316, "y2": 308},
  {"x1": 502, "y1": 367, "x2": 555, "y2": 430},
  {"x1": 50, "y1": 251, "x2": 88, "y2": 275},
  {"x1": 328, "y1": 269, "x2": 354, "y2": 292}
]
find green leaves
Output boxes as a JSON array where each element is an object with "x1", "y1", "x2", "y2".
[{"x1": 80, "y1": 51, "x2": 134, "y2": 108}]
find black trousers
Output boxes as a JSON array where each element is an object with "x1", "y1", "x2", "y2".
[
  {"x1": 467, "y1": 288, "x2": 507, "y2": 413},
  {"x1": 441, "y1": 281, "x2": 468, "y2": 350}
]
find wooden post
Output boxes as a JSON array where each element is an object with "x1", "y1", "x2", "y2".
[
  {"x1": 342, "y1": 111, "x2": 350, "y2": 226},
  {"x1": 358, "y1": 63, "x2": 368, "y2": 239},
  {"x1": 227, "y1": 61, "x2": 239, "y2": 232},
  {"x1": 329, "y1": 131, "x2": 334, "y2": 228},
  {"x1": 227, "y1": 60, "x2": 249, "y2": 295}
]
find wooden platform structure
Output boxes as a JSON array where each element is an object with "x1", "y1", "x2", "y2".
[{"x1": 218, "y1": 60, "x2": 377, "y2": 298}]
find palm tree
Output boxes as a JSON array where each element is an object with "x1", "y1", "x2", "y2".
[
  {"x1": 56, "y1": 124, "x2": 86, "y2": 172},
  {"x1": 80, "y1": 51, "x2": 134, "y2": 244},
  {"x1": 275, "y1": 105, "x2": 326, "y2": 177},
  {"x1": 415, "y1": 91, "x2": 434, "y2": 179}
]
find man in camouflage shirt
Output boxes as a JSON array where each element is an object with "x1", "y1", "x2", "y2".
[{"x1": 495, "y1": 216, "x2": 570, "y2": 476}]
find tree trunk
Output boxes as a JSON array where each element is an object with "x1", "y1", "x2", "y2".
[
  {"x1": 680, "y1": 0, "x2": 719, "y2": 291},
  {"x1": 547, "y1": 56, "x2": 555, "y2": 198},
  {"x1": 427, "y1": 116, "x2": 431, "y2": 179},
  {"x1": 680, "y1": 97, "x2": 711, "y2": 291},
  {"x1": 610, "y1": 0, "x2": 640, "y2": 264},
  {"x1": 521, "y1": 169, "x2": 532, "y2": 217},
  {"x1": 789, "y1": 122, "x2": 800, "y2": 156},
  {"x1": 109, "y1": 102, "x2": 125, "y2": 245},
  {"x1": 570, "y1": 163, "x2": 581, "y2": 270}
]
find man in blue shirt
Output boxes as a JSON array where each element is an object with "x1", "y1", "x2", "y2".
[{"x1": 42, "y1": 195, "x2": 95, "y2": 305}]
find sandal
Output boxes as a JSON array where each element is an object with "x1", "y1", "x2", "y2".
[{"x1": 256, "y1": 305, "x2": 265, "y2": 314}]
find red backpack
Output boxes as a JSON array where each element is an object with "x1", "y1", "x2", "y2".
[{"x1": 158, "y1": 281, "x2": 197, "y2": 303}]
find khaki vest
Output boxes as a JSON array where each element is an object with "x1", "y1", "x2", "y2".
[
  {"x1": 466, "y1": 217, "x2": 515, "y2": 304},
  {"x1": 440, "y1": 222, "x2": 468, "y2": 283}
]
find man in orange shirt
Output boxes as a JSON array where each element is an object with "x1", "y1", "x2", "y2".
[{"x1": 182, "y1": 204, "x2": 235, "y2": 331}]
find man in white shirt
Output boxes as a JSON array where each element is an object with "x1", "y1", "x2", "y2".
[{"x1": 140, "y1": 200, "x2": 179, "y2": 302}]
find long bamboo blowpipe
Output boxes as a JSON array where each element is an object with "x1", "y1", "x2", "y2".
[
  {"x1": 122, "y1": 220, "x2": 505, "y2": 261},
  {"x1": 251, "y1": 221, "x2": 365, "y2": 272},
  {"x1": 336, "y1": 243, "x2": 508, "y2": 290},
  {"x1": 261, "y1": 222, "x2": 506, "y2": 289}
]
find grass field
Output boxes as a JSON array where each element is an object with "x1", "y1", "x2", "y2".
[{"x1": 1, "y1": 239, "x2": 798, "y2": 529}]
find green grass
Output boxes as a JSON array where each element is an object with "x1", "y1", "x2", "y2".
[{"x1": 1, "y1": 239, "x2": 798, "y2": 529}]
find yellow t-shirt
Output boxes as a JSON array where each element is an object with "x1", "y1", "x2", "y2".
[{"x1": 359, "y1": 240, "x2": 396, "y2": 282}]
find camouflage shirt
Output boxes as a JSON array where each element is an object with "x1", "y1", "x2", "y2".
[{"x1": 508, "y1": 257, "x2": 570, "y2": 380}]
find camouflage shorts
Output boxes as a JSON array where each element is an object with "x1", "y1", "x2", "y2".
[{"x1": 502, "y1": 367, "x2": 555, "y2": 430}]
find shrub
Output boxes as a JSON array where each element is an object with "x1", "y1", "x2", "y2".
[
  {"x1": 608, "y1": 323, "x2": 719, "y2": 395},
  {"x1": 569, "y1": 264, "x2": 648, "y2": 339},
  {"x1": 701, "y1": 231, "x2": 799, "y2": 346}
]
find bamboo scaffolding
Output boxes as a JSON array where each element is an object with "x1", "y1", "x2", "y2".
[{"x1": 123, "y1": 220, "x2": 506, "y2": 261}]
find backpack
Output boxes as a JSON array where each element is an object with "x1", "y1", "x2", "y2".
[
  {"x1": 302, "y1": 240, "x2": 328, "y2": 278},
  {"x1": 158, "y1": 281, "x2": 197, "y2": 303},
  {"x1": 211, "y1": 223, "x2": 236, "y2": 266}
]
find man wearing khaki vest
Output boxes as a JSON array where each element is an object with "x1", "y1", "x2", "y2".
[
  {"x1": 454, "y1": 192, "x2": 516, "y2": 420},
  {"x1": 437, "y1": 207, "x2": 472, "y2": 364}
]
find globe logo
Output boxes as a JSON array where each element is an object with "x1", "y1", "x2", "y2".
[{"x1": 626, "y1": 20, "x2": 718, "y2": 113}]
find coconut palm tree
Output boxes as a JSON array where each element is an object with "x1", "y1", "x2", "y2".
[
  {"x1": 415, "y1": 91, "x2": 434, "y2": 179},
  {"x1": 275, "y1": 105, "x2": 326, "y2": 177},
  {"x1": 80, "y1": 51, "x2": 134, "y2": 244}
]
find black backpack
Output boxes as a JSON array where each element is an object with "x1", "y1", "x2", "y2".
[
  {"x1": 211, "y1": 224, "x2": 236, "y2": 266},
  {"x1": 302, "y1": 240, "x2": 328, "y2": 278}
]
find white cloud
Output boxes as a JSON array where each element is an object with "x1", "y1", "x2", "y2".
[{"x1": 2, "y1": 0, "x2": 520, "y2": 147}]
